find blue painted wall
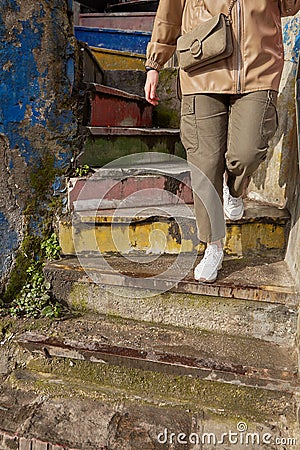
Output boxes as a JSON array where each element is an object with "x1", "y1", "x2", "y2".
[
  {"x1": 0, "y1": 0, "x2": 78, "y2": 294},
  {"x1": 283, "y1": 16, "x2": 300, "y2": 64}
]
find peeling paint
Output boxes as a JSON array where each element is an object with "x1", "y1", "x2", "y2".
[{"x1": 0, "y1": 0, "x2": 80, "y2": 292}]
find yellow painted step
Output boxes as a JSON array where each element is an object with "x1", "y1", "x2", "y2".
[
  {"x1": 60, "y1": 201, "x2": 289, "y2": 257},
  {"x1": 90, "y1": 46, "x2": 146, "y2": 70}
]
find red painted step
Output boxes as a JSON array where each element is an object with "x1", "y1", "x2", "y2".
[
  {"x1": 79, "y1": 12, "x2": 156, "y2": 32},
  {"x1": 87, "y1": 83, "x2": 152, "y2": 127},
  {"x1": 69, "y1": 162, "x2": 193, "y2": 210}
]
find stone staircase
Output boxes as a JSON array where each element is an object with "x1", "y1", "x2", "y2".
[{"x1": 3, "y1": 43, "x2": 299, "y2": 450}]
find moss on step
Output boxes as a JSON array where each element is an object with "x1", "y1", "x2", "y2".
[
  {"x1": 25, "y1": 355, "x2": 295, "y2": 424},
  {"x1": 2, "y1": 153, "x2": 65, "y2": 317},
  {"x1": 153, "y1": 104, "x2": 180, "y2": 129},
  {"x1": 79, "y1": 135, "x2": 185, "y2": 167},
  {"x1": 154, "y1": 68, "x2": 181, "y2": 128}
]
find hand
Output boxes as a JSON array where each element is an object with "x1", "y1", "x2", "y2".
[{"x1": 144, "y1": 70, "x2": 159, "y2": 106}]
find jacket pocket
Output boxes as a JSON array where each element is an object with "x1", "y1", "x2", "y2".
[
  {"x1": 259, "y1": 91, "x2": 278, "y2": 148},
  {"x1": 180, "y1": 95, "x2": 198, "y2": 153}
]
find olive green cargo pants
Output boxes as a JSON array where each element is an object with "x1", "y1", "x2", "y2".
[{"x1": 180, "y1": 90, "x2": 278, "y2": 242}]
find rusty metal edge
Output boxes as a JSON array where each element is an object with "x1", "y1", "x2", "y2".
[
  {"x1": 45, "y1": 259, "x2": 298, "y2": 306},
  {"x1": 17, "y1": 334, "x2": 299, "y2": 393},
  {"x1": 86, "y1": 82, "x2": 150, "y2": 103}
]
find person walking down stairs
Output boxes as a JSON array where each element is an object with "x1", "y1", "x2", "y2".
[{"x1": 144, "y1": 0, "x2": 300, "y2": 282}]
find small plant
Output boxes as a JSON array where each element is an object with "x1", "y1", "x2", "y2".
[
  {"x1": 41, "y1": 232, "x2": 61, "y2": 260},
  {"x1": 74, "y1": 164, "x2": 90, "y2": 177},
  {"x1": 9, "y1": 233, "x2": 62, "y2": 319}
]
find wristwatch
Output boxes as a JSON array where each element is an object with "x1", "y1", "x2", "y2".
[{"x1": 145, "y1": 66, "x2": 158, "y2": 72}]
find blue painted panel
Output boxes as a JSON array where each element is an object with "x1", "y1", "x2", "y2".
[
  {"x1": 0, "y1": 0, "x2": 77, "y2": 281},
  {"x1": 75, "y1": 26, "x2": 151, "y2": 54}
]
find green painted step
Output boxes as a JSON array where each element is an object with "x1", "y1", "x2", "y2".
[{"x1": 78, "y1": 126, "x2": 185, "y2": 166}]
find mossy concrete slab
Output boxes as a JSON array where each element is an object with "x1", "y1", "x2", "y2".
[
  {"x1": 18, "y1": 324, "x2": 298, "y2": 391},
  {"x1": 0, "y1": 315, "x2": 299, "y2": 449},
  {"x1": 1, "y1": 373, "x2": 299, "y2": 450},
  {"x1": 45, "y1": 256, "x2": 298, "y2": 347},
  {"x1": 78, "y1": 127, "x2": 185, "y2": 166},
  {"x1": 24, "y1": 355, "x2": 297, "y2": 422},
  {"x1": 46, "y1": 254, "x2": 297, "y2": 305},
  {"x1": 16, "y1": 314, "x2": 296, "y2": 377}
]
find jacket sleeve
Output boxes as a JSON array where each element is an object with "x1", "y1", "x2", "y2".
[
  {"x1": 279, "y1": 0, "x2": 300, "y2": 16},
  {"x1": 145, "y1": 0, "x2": 186, "y2": 70}
]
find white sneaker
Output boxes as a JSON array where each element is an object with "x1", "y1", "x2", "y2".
[
  {"x1": 194, "y1": 244, "x2": 224, "y2": 283},
  {"x1": 223, "y1": 185, "x2": 244, "y2": 220}
]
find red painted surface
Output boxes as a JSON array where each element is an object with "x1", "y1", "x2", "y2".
[
  {"x1": 89, "y1": 84, "x2": 152, "y2": 127},
  {"x1": 79, "y1": 12, "x2": 155, "y2": 32},
  {"x1": 69, "y1": 174, "x2": 193, "y2": 209}
]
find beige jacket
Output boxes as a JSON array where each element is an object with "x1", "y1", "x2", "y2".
[{"x1": 146, "y1": 0, "x2": 300, "y2": 94}]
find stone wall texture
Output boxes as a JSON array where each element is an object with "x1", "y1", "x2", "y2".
[
  {"x1": 0, "y1": 0, "x2": 78, "y2": 293},
  {"x1": 247, "y1": 14, "x2": 300, "y2": 207}
]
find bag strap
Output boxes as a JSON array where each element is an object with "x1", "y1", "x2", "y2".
[{"x1": 227, "y1": 0, "x2": 237, "y2": 20}]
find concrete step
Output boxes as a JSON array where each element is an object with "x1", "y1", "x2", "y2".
[
  {"x1": 68, "y1": 160, "x2": 193, "y2": 210},
  {"x1": 84, "y1": 83, "x2": 153, "y2": 128},
  {"x1": 2, "y1": 309, "x2": 299, "y2": 448},
  {"x1": 59, "y1": 200, "x2": 289, "y2": 257},
  {"x1": 45, "y1": 254, "x2": 298, "y2": 347},
  {"x1": 0, "y1": 431, "x2": 78, "y2": 450},
  {"x1": 78, "y1": 126, "x2": 185, "y2": 166},
  {"x1": 3, "y1": 364, "x2": 299, "y2": 449},
  {"x1": 9, "y1": 312, "x2": 299, "y2": 448},
  {"x1": 17, "y1": 314, "x2": 298, "y2": 391}
]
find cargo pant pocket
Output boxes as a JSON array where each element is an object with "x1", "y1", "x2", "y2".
[
  {"x1": 180, "y1": 95, "x2": 198, "y2": 153},
  {"x1": 259, "y1": 90, "x2": 278, "y2": 149}
]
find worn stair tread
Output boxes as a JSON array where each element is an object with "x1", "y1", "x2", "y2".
[
  {"x1": 69, "y1": 160, "x2": 192, "y2": 211},
  {"x1": 71, "y1": 199, "x2": 289, "y2": 223},
  {"x1": 17, "y1": 312, "x2": 298, "y2": 391},
  {"x1": 5, "y1": 367, "x2": 297, "y2": 427},
  {"x1": 46, "y1": 254, "x2": 297, "y2": 305},
  {"x1": 86, "y1": 82, "x2": 149, "y2": 103},
  {"x1": 79, "y1": 11, "x2": 156, "y2": 33},
  {"x1": 87, "y1": 126, "x2": 180, "y2": 136},
  {"x1": 72, "y1": 160, "x2": 191, "y2": 180},
  {"x1": 1, "y1": 378, "x2": 297, "y2": 449},
  {"x1": 80, "y1": 126, "x2": 185, "y2": 166}
]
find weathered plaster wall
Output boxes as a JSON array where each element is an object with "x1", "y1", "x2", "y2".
[
  {"x1": 285, "y1": 69, "x2": 300, "y2": 291},
  {"x1": 248, "y1": 14, "x2": 300, "y2": 206},
  {"x1": 0, "y1": 0, "x2": 79, "y2": 295}
]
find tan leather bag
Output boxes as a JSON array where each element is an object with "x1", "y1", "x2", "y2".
[{"x1": 177, "y1": 0, "x2": 236, "y2": 73}]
